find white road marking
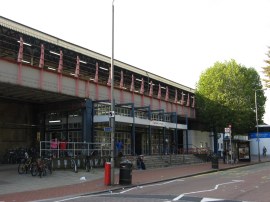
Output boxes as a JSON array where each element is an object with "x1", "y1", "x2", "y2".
[
  {"x1": 120, "y1": 179, "x2": 184, "y2": 193},
  {"x1": 53, "y1": 179, "x2": 184, "y2": 201},
  {"x1": 53, "y1": 191, "x2": 120, "y2": 202},
  {"x1": 201, "y1": 197, "x2": 224, "y2": 202},
  {"x1": 54, "y1": 195, "x2": 86, "y2": 202},
  {"x1": 172, "y1": 180, "x2": 244, "y2": 201}
]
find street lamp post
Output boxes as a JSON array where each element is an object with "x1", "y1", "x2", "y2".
[
  {"x1": 229, "y1": 125, "x2": 232, "y2": 164},
  {"x1": 255, "y1": 88, "x2": 266, "y2": 162},
  {"x1": 110, "y1": 0, "x2": 115, "y2": 185}
]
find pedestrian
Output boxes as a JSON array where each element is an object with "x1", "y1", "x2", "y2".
[
  {"x1": 223, "y1": 150, "x2": 226, "y2": 163},
  {"x1": 171, "y1": 141, "x2": 176, "y2": 154},
  {"x1": 116, "y1": 140, "x2": 123, "y2": 156},
  {"x1": 59, "y1": 138, "x2": 67, "y2": 157},
  {"x1": 137, "y1": 155, "x2": 146, "y2": 170},
  {"x1": 263, "y1": 146, "x2": 267, "y2": 156},
  {"x1": 165, "y1": 138, "x2": 169, "y2": 155},
  {"x1": 50, "y1": 137, "x2": 58, "y2": 158}
]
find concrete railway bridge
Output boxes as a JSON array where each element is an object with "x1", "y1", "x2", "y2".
[{"x1": 0, "y1": 16, "x2": 197, "y2": 161}]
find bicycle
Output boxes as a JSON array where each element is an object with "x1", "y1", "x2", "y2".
[
  {"x1": 18, "y1": 152, "x2": 36, "y2": 174},
  {"x1": 85, "y1": 151, "x2": 97, "y2": 172},
  {"x1": 70, "y1": 156, "x2": 78, "y2": 173},
  {"x1": 85, "y1": 155, "x2": 91, "y2": 172},
  {"x1": 31, "y1": 157, "x2": 53, "y2": 178}
]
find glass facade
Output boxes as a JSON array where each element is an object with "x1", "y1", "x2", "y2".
[
  {"x1": 44, "y1": 110, "x2": 82, "y2": 149},
  {"x1": 39, "y1": 100, "x2": 184, "y2": 157}
]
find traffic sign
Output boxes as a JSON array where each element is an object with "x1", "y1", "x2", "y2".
[
  {"x1": 104, "y1": 127, "x2": 112, "y2": 132},
  {"x1": 109, "y1": 111, "x2": 115, "y2": 118},
  {"x1": 225, "y1": 127, "x2": 231, "y2": 133}
]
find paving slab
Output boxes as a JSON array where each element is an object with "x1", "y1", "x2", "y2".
[{"x1": 0, "y1": 155, "x2": 269, "y2": 202}]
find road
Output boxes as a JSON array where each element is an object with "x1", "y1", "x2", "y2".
[{"x1": 42, "y1": 162, "x2": 270, "y2": 202}]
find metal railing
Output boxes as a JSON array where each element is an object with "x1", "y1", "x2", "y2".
[
  {"x1": 39, "y1": 141, "x2": 111, "y2": 158},
  {"x1": 178, "y1": 144, "x2": 211, "y2": 155}
]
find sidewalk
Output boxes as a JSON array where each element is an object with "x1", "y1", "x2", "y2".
[{"x1": 0, "y1": 155, "x2": 268, "y2": 202}]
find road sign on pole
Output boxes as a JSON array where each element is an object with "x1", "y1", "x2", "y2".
[
  {"x1": 224, "y1": 126, "x2": 233, "y2": 163},
  {"x1": 225, "y1": 127, "x2": 231, "y2": 134},
  {"x1": 109, "y1": 111, "x2": 115, "y2": 118}
]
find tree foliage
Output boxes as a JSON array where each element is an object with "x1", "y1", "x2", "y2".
[
  {"x1": 196, "y1": 59, "x2": 266, "y2": 134},
  {"x1": 263, "y1": 47, "x2": 270, "y2": 87}
]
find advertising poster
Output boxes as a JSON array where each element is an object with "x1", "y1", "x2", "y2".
[{"x1": 238, "y1": 142, "x2": 250, "y2": 160}]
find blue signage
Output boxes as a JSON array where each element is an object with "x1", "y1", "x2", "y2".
[
  {"x1": 249, "y1": 132, "x2": 270, "y2": 139},
  {"x1": 104, "y1": 127, "x2": 112, "y2": 132}
]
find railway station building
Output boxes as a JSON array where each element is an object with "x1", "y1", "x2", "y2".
[{"x1": 0, "y1": 16, "x2": 213, "y2": 162}]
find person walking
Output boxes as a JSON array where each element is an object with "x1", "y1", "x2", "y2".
[
  {"x1": 171, "y1": 141, "x2": 176, "y2": 154},
  {"x1": 223, "y1": 150, "x2": 226, "y2": 163},
  {"x1": 165, "y1": 138, "x2": 169, "y2": 155},
  {"x1": 263, "y1": 146, "x2": 267, "y2": 156},
  {"x1": 116, "y1": 140, "x2": 123, "y2": 156}
]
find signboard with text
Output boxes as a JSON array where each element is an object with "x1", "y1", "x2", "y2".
[
  {"x1": 104, "y1": 127, "x2": 112, "y2": 132},
  {"x1": 225, "y1": 127, "x2": 231, "y2": 133}
]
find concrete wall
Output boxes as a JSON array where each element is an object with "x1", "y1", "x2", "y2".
[
  {"x1": 0, "y1": 99, "x2": 36, "y2": 161},
  {"x1": 185, "y1": 130, "x2": 212, "y2": 149},
  {"x1": 250, "y1": 137, "x2": 270, "y2": 156},
  {"x1": 0, "y1": 60, "x2": 195, "y2": 118}
]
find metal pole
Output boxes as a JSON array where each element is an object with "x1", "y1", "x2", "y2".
[
  {"x1": 185, "y1": 115, "x2": 188, "y2": 154},
  {"x1": 226, "y1": 142, "x2": 228, "y2": 164},
  {"x1": 229, "y1": 127, "x2": 232, "y2": 164},
  {"x1": 255, "y1": 90, "x2": 260, "y2": 162},
  {"x1": 110, "y1": 0, "x2": 115, "y2": 185},
  {"x1": 230, "y1": 129, "x2": 232, "y2": 163}
]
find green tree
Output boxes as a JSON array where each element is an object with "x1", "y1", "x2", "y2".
[
  {"x1": 262, "y1": 47, "x2": 270, "y2": 87},
  {"x1": 196, "y1": 59, "x2": 266, "y2": 136}
]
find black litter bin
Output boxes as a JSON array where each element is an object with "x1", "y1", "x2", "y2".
[
  {"x1": 212, "y1": 155, "x2": 219, "y2": 169},
  {"x1": 119, "y1": 159, "x2": 133, "y2": 185}
]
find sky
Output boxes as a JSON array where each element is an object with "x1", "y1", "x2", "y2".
[{"x1": 1, "y1": 0, "x2": 270, "y2": 123}]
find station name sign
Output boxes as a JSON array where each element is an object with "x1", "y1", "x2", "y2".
[{"x1": 150, "y1": 121, "x2": 165, "y2": 127}]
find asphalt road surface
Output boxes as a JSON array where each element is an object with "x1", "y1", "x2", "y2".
[{"x1": 40, "y1": 162, "x2": 270, "y2": 202}]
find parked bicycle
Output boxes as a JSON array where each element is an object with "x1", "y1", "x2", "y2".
[
  {"x1": 4, "y1": 147, "x2": 29, "y2": 164},
  {"x1": 85, "y1": 155, "x2": 91, "y2": 172},
  {"x1": 18, "y1": 152, "x2": 36, "y2": 174},
  {"x1": 31, "y1": 156, "x2": 53, "y2": 178},
  {"x1": 70, "y1": 155, "x2": 78, "y2": 173},
  {"x1": 85, "y1": 151, "x2": 97, "y2": 172},
  {"x1": 5, "y1": 149, "x2": 17, "y2": 164}
]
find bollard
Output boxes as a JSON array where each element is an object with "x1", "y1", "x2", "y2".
[{"x1": 104, "y1": 162, "x2": 111, "y2": 185}]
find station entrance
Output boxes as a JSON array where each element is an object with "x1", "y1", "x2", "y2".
[{"x1": 0, "y1": 83, "x2": 83, "y2": 164}]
